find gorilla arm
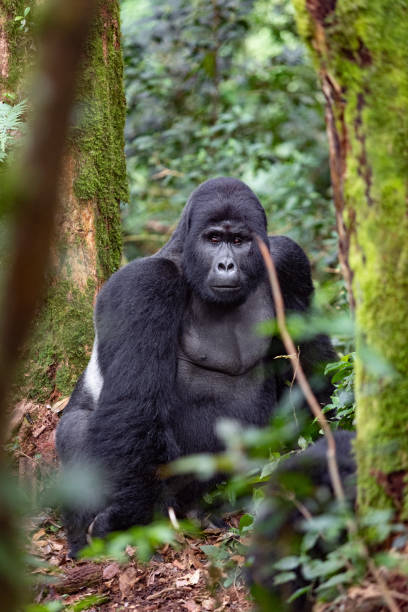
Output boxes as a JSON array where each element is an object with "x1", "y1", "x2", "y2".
[
  {"x1": 268, "y1": 235, "x2": 337, "y2": 406},
  {"x1": 86, "y1": 257, "x2": 185, "y2": 537}
]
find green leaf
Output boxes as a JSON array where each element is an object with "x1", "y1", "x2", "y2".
[
  {"x1": 287, "y1": 585, "x2": 312, "y2": 603},
  {"x1": 273, "y1": 571, "x2": 296, "y2": 585},
  {"x1": 239, "y1": 513, "x2": 254, "y2": 533},
  {"x1": 70, "y1": 594, "x2": 110, "y2": 611},
  {"x1": 316, "y1": 570, "x2": 354, "y2": 592},
  {"x1": 273, "y1": 555, "x2": 301, "y2": 571},
  {"x1": 302, "y1": 557, "x2": 345, "y2": 580}
]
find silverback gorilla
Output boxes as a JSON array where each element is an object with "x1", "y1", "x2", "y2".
[{"x1": 56, "y1": 177, "x2": 336, "y2": 557}]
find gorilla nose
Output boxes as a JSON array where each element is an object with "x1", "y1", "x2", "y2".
[
  {"x1": 217, "y1": 259, "x2": 235, "y2": 273},
  {"x1": 212, "y1": 257, "x2": 239, "y2": 287}
]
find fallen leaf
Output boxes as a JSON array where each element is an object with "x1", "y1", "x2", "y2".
[
  {"x1": 230, "y1": 555, "x2": 245, "y2": 566},
  {"x1": 119, "y1": 566, "x2": 138, "y2": 599},
  {"x1": 48, "y1": 555, "x2": 61, "y2": 566},
  {"x1": 103, "y1": 562, "x2": 120, "y2": 580},
  {"x1": 173, "y1": 559, "x2": 186, "y2": 570},
  {"x1": 183, "y1": 602, "x2": 201, "y2": 612},
  {"x1": 51, "y1": 397, "x2": 70, "y2": 414},
  {"x1": 32, "y1": 529, "x2": 47, "y2": 542},
  {"x1": 201, "y1": 599, "x2": 215, "y2": 610},
  {"x1": 33, "y1": 425, "x2": 46, "y2": 438}
]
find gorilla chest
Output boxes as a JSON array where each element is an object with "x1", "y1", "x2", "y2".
[{"x1": 178, "y1": 286, "x2": 273, "y2": 378}]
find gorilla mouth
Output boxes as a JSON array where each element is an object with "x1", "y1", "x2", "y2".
[{"x1": 211, "y1": 285, "x2": 240, "y2": 290}]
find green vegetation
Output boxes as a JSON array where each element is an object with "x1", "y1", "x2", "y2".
[{"x1": 121, "y1": 0, "x2": 337, "y2": 277}]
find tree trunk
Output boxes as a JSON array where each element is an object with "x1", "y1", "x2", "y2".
[
  {"x1": 292, "y1": 0, "x2": 408, "y2": 515},
  {"x1": 2, "y1": 0, "x2": 127, "y2": 403}
]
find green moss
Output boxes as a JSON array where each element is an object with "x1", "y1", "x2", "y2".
[
  {"x1": 15, "y1": 280, "x2": 95, "y2": 402},
  {"x1": 9, "y1": 1, "x2": 128, "y2": 401},
  {"x1": 0, "y1": 0, "x2": 35, "y2": 99},
  {"x1": 72, "y1": 0, "x2": 128, "y2": 280},
  {"x1": 293, "y1": 0, "x2": 408, "y2": 515}
]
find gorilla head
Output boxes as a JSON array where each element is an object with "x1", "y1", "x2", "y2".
[{"x1": 180, "y1": 177, "x2": 268, "y2": 304}]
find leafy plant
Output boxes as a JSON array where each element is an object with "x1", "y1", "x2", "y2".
[
  {"x1": 0, "y1": 99, "x2": 27, "y2": 162},
  {"x1": 80, "y1": 517, "x2": 198, "y2": 563},
  {"x1": 324, "y1": 353, "x2": 355, "y2": 429},
  {"x1": 14, "y1": 6, "x2": 31, "y2": 33}
]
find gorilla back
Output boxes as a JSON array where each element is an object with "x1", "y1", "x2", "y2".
[{"x1": 56, "y1": 177, "x2": 335, "y2": 557}]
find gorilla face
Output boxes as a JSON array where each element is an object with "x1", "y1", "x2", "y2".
[{"x1": 182, "y1": 178, "x2": 268, "y2": 305}]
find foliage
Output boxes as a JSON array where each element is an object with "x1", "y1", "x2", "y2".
[
  {"x1": 14, "y1": 6, "x2": 31, "y2": 33},
  {"x1": 0, "y1": 99, "x2": 27, "y2": 163},
  {"x1": 25, "y1": 593, "x2": 109, "y2": 611},
  {"x1": 120, "y1": 0, "x2": 334, "y2": 269},
  {"x1": 81, "y1": 518, "x2": 198, "y2": 563},
  {"x1": 324, "y1": 353, "x2": 355, "y2": 429},
  {"x1": 267, "y1": 506, "x2": 408, "y2": 606}
]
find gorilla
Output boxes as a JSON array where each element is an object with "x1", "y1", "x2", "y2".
[{"x1": 56, "y1": 177, "x2": 336, "y2": 557}]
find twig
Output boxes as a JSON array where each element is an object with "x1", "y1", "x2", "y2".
[
  {"x1": 256, "y1": 236, "x2": 345, "y2": 503},
  {"x1": 367, "y1": 559, "x2": 400, "y2": 612},
  {"x1": 256, "y1": 236, "x2": 400, "y2": 612}
]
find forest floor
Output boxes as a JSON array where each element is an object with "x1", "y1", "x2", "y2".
[
  {"x1": 13, "y1": 401, "x2": 253, "y2": 611},
  {"x1": 13, "y1": 401, "x2": 408, "y2": 612},
  {"x1": 29, "y1": 517, "x2": 252, "y2": 611}
]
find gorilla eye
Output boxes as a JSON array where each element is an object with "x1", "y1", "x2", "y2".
[
  {"x1": 208, "y1": 234, "x2": 221, "y2": 243},
  {"x1": 232, "y1": 236, "x2": 243, "y2": 245}
]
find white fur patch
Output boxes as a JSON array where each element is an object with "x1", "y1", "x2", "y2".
[{"x1": 84, "y1": 333, "x2": 103, "y2": 403}]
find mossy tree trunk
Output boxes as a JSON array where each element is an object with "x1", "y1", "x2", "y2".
[
  {"x1": 1, "y1": 0, "x2": 127, "y2": 404},
  {"x1": 292, "y1": 0, "x2": 408, "y2": 516}
]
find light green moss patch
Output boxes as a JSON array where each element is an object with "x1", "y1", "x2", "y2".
[
  {"x1": 292, "y1": 0, "x2": 408, "y2": 514},
  {"x1": 16, "y1": 280, "x2": 95, "y2": 401},
  {"x1": 72, "y1": 0, "x2": 128, "y2": 279},
  {"x1": 9, "y1": 1, "x2": 128, "y2": 401}
]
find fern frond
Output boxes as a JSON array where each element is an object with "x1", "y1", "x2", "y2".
[{"x1": 0, "y1": 99, "x2": 28, "y2": 161}]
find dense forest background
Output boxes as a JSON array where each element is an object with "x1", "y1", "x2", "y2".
[{"x1": 120, "y1": 0, "x2": 337, "y2": 280}]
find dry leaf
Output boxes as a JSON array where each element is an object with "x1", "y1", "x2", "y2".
[
  {"x1": 201, "y1": 599, "x2": 215, "y2": 610},
  {"x1": 33, "y1": 425, "x2": 46, "y2": 438},
  {"x1": 175, "y1": 570, "x2": 200, "y2": 588},
  {"x1": 51, "y1": 397, "x2": 70, "y2": 414},
  {"x1": 230, "y1": 555, "x2": 245, "y2": 566},
  {"x1": 103, "y1": 562, "x2": 120, "y2": 580},
  {"x1": 183, "y1": 602, "x2": 201, "y2": 612},
  {"x1": 32, "y1": 529, "x2": 47, "y2": 542},
  {"x1": 119, "y1": 566, "x2": 138, "y2": 599},
  {"x1": 173, "y1": 559, "x2": 186, "y2": 570}
]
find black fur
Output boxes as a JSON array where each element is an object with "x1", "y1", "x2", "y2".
[{"x1": 56, "y1": 177, "x2": 336, "y2": 557}]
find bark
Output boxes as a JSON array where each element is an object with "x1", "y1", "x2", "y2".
[
  {"x1": 2, "y1": 1, "x2": 127, "y2": 403},
  {"x1": 292, "y1": 0, "x2": 408, "y2": 515}
]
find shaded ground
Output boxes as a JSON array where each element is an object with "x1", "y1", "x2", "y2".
[
  {"x1": 13, "y1": 401, "x2": 252, "y2": 611},
  {"x1": 30, "y1": 517, "x2": 252, "y2": 611},
  {"x1": 12, "y1": 401, "x2": 408, "y2": 612}
]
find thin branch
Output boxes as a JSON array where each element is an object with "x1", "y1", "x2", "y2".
[
  {"x1": 257, "y1": 236, "x2": 400, "y2": 612},
  {"x1": 255, "y1": 236, "x2": 345, "y2": 503}
]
